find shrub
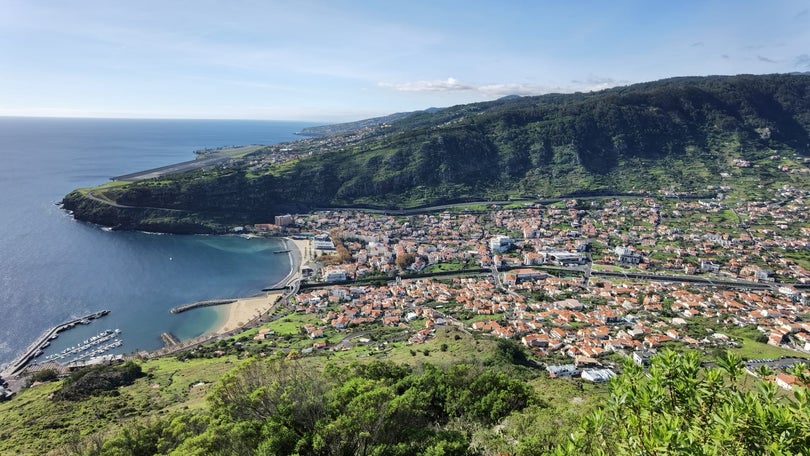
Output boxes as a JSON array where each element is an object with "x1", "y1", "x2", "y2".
[
  {"x1": 552, "y1": 350, "x2": 810, "y2": 455},
  {"x1": 31, "y1": 368, "x2": 59, "y2": 383},
  {"x1": 54, "y1": 361, "x2": 145, "y2": 401}
]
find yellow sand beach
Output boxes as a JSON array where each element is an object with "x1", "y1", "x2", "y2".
[
  {"x1": 210, "y1": 292, "x2": 282, "y2": 334},
  {"x1": 209, "y1": 236, "x2": 308, "y2": 335},
  {"x1": 289, "y1": 237, "x2": 313, "y2": 265}
]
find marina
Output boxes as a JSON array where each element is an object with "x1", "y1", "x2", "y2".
[
  {"x1": 0, "y1": 310, "x2": 111, "y2": 378},
  {"x1": 44, "y1": 329, "x2": 122, "y2": 362},
  {"x1": 67, "y1": 339, "x2": 123, "y2": 363}
]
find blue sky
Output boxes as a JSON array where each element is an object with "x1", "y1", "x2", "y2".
[{"x1": 1, "y1": 0, "x2": 809, "y2": 122}]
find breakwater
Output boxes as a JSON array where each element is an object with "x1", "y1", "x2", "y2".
[
  {"x1": 160, "y1": 332, "x2": 181, "y2": 347},
  {"x1": 170, "y1": 299, "x2": 237, "y2": 314},
  {"x1": 0, "y1": 310, "x2": 110, "y2": 378}
]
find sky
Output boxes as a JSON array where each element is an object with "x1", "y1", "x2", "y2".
[{"x1": 1, "y1": 0, "x2": 809, "y2": 122}]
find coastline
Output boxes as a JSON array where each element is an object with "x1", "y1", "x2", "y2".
[
  {"x1": 286, "y1": 236, "x2": 310, "y2": 277},
  {"x1": 207, "y1": 292, "x2": 282, "y2": 334},
  {"x1": 206, "y1": 236, "x2": 306, "y2": 335}
]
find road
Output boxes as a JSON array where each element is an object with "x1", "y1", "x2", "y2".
[{"x1": 82, "y1": 189, "x2": 189, "y2": 213}]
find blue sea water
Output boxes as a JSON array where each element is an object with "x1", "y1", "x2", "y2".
[{"x1": 0, "y1": 117, "x2": 316, "y2": 366}]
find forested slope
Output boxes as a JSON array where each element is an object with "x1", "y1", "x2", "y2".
[{"x1": 63, "y1": 73, "x2": 810, "y2": 232}]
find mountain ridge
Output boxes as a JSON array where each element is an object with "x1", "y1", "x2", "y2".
[
  {"x1": 295, "y1": 107, "x2": 444, "y2": 137},
  {"x1": 63, "y1": 73, "x2": 810, "y2": 233}
]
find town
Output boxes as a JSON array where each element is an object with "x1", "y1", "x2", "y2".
[{"x1": 251, "y1": 185, "x2": 810, "y2": 387}]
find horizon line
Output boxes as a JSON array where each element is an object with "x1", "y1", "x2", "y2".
[{"x1": 0, "y1": 114, "x2": 334, "y2": 124}]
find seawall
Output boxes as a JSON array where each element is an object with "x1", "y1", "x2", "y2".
[{"x1": 170, "y1": 299, "x2": 237, "y2": 314}]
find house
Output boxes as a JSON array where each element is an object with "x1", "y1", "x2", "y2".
[
  {"x1": 615, "y1": 246, "x2": 643, "y2": 266},
  {"x1": 700, "y1": 260, "x2": 720, "y2": 273},
  {"x1": 513, "y1": 269, "x2": 547, "y2": 281},
  {"x1": 501, "y1": 256, "x2": 524, "y2": 267},
  {"x1": 581, "y1": 368, "x2": 616, "y2": 382},
  {"x1": 522, "y1": 333, "x2": 550, "y2": 348},
  {"x1": 546, "y1": 364, "x2": 579, "y2": 378},
  {"x1": 253, "y1": 328, "x2": 275, "y2": 341},
  {"x1": 545, "y1": 250, "x2": 588, "y2": 266},
  {"x1": 574, "y1": 355, "x2": 600, "y2": 368},
  {"x1": 524, "y1": 252, "x2": 545, "y2": 265},
  {"x1": 633, "y1": 350, "x2": 655, "y2": 366},
  {"x1": 408, "y1": 258, "x2": 427, "y2": 272},
  {"x1": 774, "y1": 373, "x2": 804, "y2": 390}
]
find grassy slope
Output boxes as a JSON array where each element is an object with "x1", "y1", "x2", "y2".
[
  {"x1": 5, "y1": 295, "x2": 804, "y2": 454},
  {"x1": 0, "y1": 357, "x2": 237, "y2": 455},
  {"x1": 0, "y1": 317, "x2": 612, "y2": 455}
]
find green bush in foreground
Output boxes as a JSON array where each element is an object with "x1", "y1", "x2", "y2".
[
  {"x1": 85, "y1": 359, "x2": 540, "y2": 455},
  {"x1": 61, "y1": 351, "x2": 810, "y2": 455},
  {"x1": 551, "y1": 350, "x2": 810, "y2": 456}
]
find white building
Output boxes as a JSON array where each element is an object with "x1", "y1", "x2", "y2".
[
  {"x1": 323, "y1": 268, "x2": 347, "y2": 282},
  {"x1": 489, "y1": 235, "x2": 512, "y2": 253},
  {"x1": 581, "y1": 369, "x2": 617, "y2": 382},
  {"x1": 313, "y1": 233, "x2": 336, "y2": 250},
  {"x1": 546, "y1": 364, "x2": 578, "y2": 378}
]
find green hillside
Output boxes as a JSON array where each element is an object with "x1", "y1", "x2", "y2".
[
  {"x1": 4, "y1": 347, "x2": 808, "y2": 455},
  {"x1": 63, "y1": 74, "x2": 810, "y2": 232}
]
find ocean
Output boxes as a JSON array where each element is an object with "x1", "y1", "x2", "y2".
[{"x1": 0, "y1": 117, "x2": 316, "y2": 367}]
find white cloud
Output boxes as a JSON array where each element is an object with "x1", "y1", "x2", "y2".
[
  {"x1": 379, "y1": 76, "x2": 630, "y2": 98},
  {"x1": 570, "y1": 76, "x2": 631, "y2": 92},
  {"x1": 379, "y1": 78, "x2": 474, "y2": 92},
  {"x1": 378, "y1": 77, "x2": 568, "y2": 97}
]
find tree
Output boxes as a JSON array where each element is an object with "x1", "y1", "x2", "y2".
[
  {"x1": 55, "y1": 361, "x2": 144, "y2": 401},
  {"x1": 30, "y1": 368, "x2": 58, "y2": 383},
  {"x1": 395, "y1": 253, "x2": 416, "y2": 269},
  {"x1": 209, "y1": 358, "x2": 328, "y2": 432},
  {"x1": 70, "y1": 359, "x2": 545, "y2": 455}
]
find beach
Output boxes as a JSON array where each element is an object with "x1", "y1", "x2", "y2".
[
  {"x1": 208, "y1": 236, "x2": 308, "y2": 335},
  {"x1": 288, "y1": 236, "x2": 312, "y2": 269},
  {"x1": 209, "y1": 292, "x2": 283, "y2": 334}
]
